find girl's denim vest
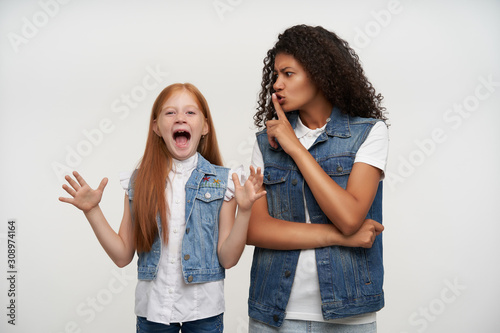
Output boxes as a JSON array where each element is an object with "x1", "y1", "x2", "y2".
[
  {"x1": 128, "y1": 153, "x2": 229, "y2": 284},
  {"x1": 249, "y1": 108, "x2": 384, "y2": 327}
]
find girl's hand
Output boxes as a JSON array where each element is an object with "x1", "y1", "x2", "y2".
[
  {"x1": 59, "y1": 171, "x2": 108, "y2": 213},
  {"x1": 341, "y1": 219, "x2": 384, "y2": 248},
  {"x1": 266, "y1": 93, "x2": 302, "y2": 154},
  {"x1": 232, "y1": 166, "x2": 266, "y2": 212}
]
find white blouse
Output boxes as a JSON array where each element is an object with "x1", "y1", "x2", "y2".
[{"x1": 120, "y1": 153, "x2": 242, "y2": 325}]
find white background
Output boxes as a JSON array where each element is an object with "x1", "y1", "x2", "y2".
[{"x1": 1, "y1": 0, "x2": 499, "y2": 332}]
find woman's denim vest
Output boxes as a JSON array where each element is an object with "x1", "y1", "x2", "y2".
[
  {"x1": 127, "y1": 153, "x2": 229, "y2": 284},
  {"x1": 248, "y1": 108, "x2": 384, "y2": 327}
]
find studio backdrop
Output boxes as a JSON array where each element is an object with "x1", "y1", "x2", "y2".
[{"x1": 1, "y1": 0, "x2": 499, "y2": 332}]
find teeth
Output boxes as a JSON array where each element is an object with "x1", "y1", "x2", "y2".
[{"x1": 173, "y1": 130, "x2": 190, "y2": 139}]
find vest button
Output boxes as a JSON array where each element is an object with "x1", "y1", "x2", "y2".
[
  {"x1": 187, "y1": 275, "x2": 193, "y2": 282},
  {"x1": 273, "y1": 315, "x2": 279, "y2": 322},
  {"x1": 204, "y1": 192, "x2": 211, "y2": 199},
  {"x1": 285, "y1": 270, "x2": 291, "y2": 277},
  {"x1": 184, "y1": 254, "x2": 190, "y2": 260},
  {"x1": 291, "y1": 179, "x2": 298, "y2": 186},
  {"x1": 336, "y1": 166, "x2": 343, "y2": 172}
]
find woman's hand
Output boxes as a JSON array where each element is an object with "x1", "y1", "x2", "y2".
[
  {"x1": 265, "y1": 93, "x2": 303, "y2": 154},
  {"x1": 340, "y1": 219, "x2": 384, "y2": 248},
  {"x1": 232, "y1": 166, "x2": 267, "y2": 212},
  {"x1": 59, "y1": 171, "x2": 108, "y2": 213}
]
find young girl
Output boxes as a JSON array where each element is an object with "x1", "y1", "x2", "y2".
[
  {"x1": 246, "y1": 25, "x2": 388, "y2": 332},
  {"x1": 59, "y1": 83, "x2": 266, "y2": 332}
]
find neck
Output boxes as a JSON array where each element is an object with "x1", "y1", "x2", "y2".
[{"x1": 298, "y1": 94, "x2": 333, "y2": 129}]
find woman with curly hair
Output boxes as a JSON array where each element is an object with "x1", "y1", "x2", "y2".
[{"x1": 247, "y1": 24, "x2": 389, "y2": 332}]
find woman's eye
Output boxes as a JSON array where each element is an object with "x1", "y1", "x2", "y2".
[{"x1": 285, "y1": 72, "x2": 293, "y2": 77}]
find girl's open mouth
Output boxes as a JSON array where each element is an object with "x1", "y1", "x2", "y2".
[{"x1": 173, "y1": 130, "x2": 191, "y2": 148}]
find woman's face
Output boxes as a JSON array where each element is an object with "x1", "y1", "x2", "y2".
[{"x1": 272, "y1": 53, "x2": 322, "y2": 113}]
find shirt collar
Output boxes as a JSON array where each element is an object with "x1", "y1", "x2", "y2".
[
  {"x1": 172, "y1": 153, "x2": 198, "y2": 175},
  {"x1": 294, "y1": 115, "x2": 327, "y2": 139},
  {"x1": 288, "y1": 107, "x2": 351, "y2": 138}
]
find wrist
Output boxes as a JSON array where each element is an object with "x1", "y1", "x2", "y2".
[
  {"x1": 83, "y1": 205, "x2": 101, "y2": 216},
  {"x1": 287, "y1": 143, "x2": 308, "y2": 161},
  {"x1": 236, "y1": 207, "x2": 252, "y2": 218},
  {"x1": 325, "y1": 224, "x2": 348, "y2": 247}
]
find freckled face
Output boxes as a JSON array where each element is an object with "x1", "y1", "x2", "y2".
[
  {"x1": 154, "y1": 90, "x2": 208, "y2": 161},
  {"x1": 272, "y1": 53, "x2": 322, "y2": 112}
]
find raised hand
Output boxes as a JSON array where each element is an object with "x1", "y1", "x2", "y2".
[
  {"x1": 59, "y1": 171, "x2": 108, "y2": 213},
  {"x1": 232, "y1": 166, "x2": 266, "y2": 212},
  {"x1": 265, "y1": 93, "x2": 301, "y2": 153}
]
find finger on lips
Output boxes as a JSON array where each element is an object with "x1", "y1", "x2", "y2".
[{"x1": 271, "y1": 93, "x2": 284, "y2": 119}]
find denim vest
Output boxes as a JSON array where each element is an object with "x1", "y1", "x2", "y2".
[
  {"x1": 248, "y1": 108, "x2": 384, "y2": 327},
  {"x1": 128, "y1": 153, "x2": 229, "y2": 284}
]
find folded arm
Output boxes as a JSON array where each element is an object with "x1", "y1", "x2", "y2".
[
  {"x1": 246, "y1": 185, "x2": 383, "y2": 250},
  {"x1": 266, "y1": 94, "x2": 385, "y2": 236}
]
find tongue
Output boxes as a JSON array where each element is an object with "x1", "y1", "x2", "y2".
[{"x1": 175, "y1": 136, "x2": 189, "y2": 147}]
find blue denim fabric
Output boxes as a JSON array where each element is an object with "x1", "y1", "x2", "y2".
[
  {"x1": 249, "y1": 108, "x2": 385, "y2": 327},
  {"x1": 137, "y1": 314, "x2": 224, "y2": 333},
  {"x1": 128, "y1": 153, "x2": 229, "y2": 284},
  {"x1": 249, "y1": 318, "x2": 376, "y2": 333}
]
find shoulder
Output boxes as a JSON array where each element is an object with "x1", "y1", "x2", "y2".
[
  {"x1": 256, "y1": 127, "x2": 267, "y2": 138},
  {"x1": 119, "y1": 170, "x2": 137, "y2": 191},
  {"x1": 197, "y1": 153, "x2": 230, "y2": 174},
  {"x1": 349, "y1": 115, "x2": 383, "y2": 126}
]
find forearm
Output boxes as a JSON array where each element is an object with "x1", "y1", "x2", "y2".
[
  {"x1": 84, "y1": 206, "x2": 134, "y2": 267},
  {"x1": 246, "y1": 195, "x2": 355, "y2": 250},
  {"x1": 288, "y1": 146, "x2": 378, "y2": 235},
  {"x1": 248, "y1": 220, "x2": 335, "y2": 250},
  {"x1": 218, "y1": 208, "x2": 251, "y2": 269}
]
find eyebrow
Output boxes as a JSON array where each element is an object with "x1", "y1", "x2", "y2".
[
  {"x1": 161, "y1": 104, "x2": 200, "y2": 110},
  {"x1": 274, "y1": 66, "x2": 294, "y2": 73}
]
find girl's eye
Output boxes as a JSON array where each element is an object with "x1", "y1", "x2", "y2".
[
  {"x1": 187, "y1": 110, "x2": 196, "y2": 115},
  {"x1": 285, "y1": 72, "x2": 293, "y2": 77}
]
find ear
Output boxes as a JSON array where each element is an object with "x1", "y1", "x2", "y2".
[
  {"x1": 153, "y1": 120, "x2": 161, "y2": 137},
  {"x1": 201, "y1": 119, "x2": 209, "y2": 136}
]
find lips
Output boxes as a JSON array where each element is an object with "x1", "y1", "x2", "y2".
[
  {"x1": 173, "y1": 130, "x2": 191, "y2": 148},
  {"x1": 275, "y1": 93, "x2": 285, "y2": 104}
]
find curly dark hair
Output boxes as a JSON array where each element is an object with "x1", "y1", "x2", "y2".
[{"x1": 254, "y1": 24, "x2": 387, "y2": 128}]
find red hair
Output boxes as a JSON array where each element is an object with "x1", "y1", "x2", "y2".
[{"x1": 133, "y1": 83, "x2": 223, "y2": 253}]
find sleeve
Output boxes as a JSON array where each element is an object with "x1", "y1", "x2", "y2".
[
  {"x1": 119, "y1": 171, "x2": 132, "y2": 192},
  {"x1": 251, "y1": 140, "x2": 264, "y2": 170},
  {"x1": 224, "y1": 165, "x2": 247, "y2": 201},
  {"x1": 354, "y1": 122, "x2": 389, "y2": 180}
]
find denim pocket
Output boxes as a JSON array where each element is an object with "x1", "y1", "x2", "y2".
[{"x1": 263, "y1": 167, "x2": 290, "y2": 219}]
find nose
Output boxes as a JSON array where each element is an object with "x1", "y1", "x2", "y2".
[
  {"x1": 175, "y1": 112, "x2": 187, "y2": 123},
  {"x1": 273, "y1": 74, "x2": 284, "y2": 91}
]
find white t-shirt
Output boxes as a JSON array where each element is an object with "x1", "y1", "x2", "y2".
[
  {"x1": 251, "y1": 117, "x2": 389, "y2": 324},
  {"x1": 120, "y1": 153, "x2": 243, "y2": 325}
]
